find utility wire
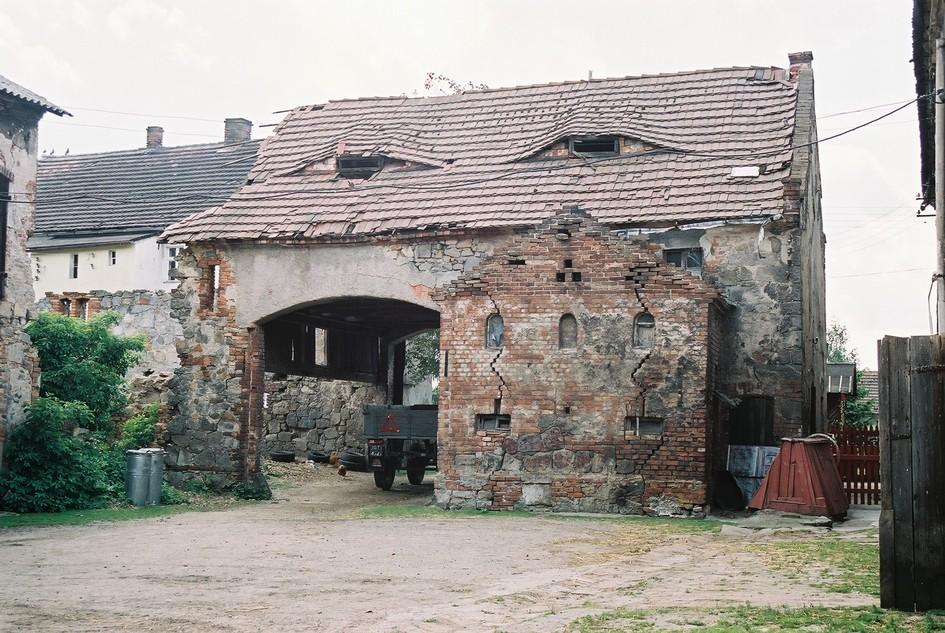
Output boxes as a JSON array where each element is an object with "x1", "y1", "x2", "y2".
[
  {"x1": 60, "y1": 106, "x2": 220, "y2": 123},
  {"x1": 43, "y1": 120, "x2": 220, "y2": 138},
  {"x1": 828, "y1": 267, "x2": 929, "y2": 279}
]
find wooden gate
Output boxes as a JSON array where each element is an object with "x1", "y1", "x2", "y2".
[
  {"x1": 830, "y1": 425, "x2": 880, "y2": 505},
  {"x1": 878, "y1": 335, "x2": 945, "y2": 611}
]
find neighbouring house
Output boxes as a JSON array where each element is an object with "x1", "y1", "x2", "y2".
[
  {"x1": 860, "y1": 369, "x2": 880, "y2": 421},
  {"x1": 0, "y1": 74, "x2": 68, "y2": 464},
  {"x1": 826, "y1": 362, "x2": 857, "y2": 424},
  {"x1": 160, "y1": 52, "x2": 826, "y2": 512},
  {"x1": 30, "y1": 121, "x2": 260, "y2": 398}
]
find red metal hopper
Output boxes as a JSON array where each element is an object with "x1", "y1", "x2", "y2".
[{"x1": 749, "y1": 435, "x2": 849, "y2": 519}]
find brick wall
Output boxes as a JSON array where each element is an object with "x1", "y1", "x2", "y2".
[{"x1": 433, "y1": 208, "x2": 721, "y2": 514}]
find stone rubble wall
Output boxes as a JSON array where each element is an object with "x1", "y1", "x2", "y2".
[
  {"x1": 261, "y1": 373, "x2": 386, "y2": 456},
  {"x1": 37, "y1": 289, "x2": 182, "y2": 423},
  {"x1": 0, "y1": 98, "x2": 44, "y2": 465}
]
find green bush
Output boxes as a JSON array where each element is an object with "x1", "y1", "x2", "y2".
[
  {"x1": 160, "y1": 482, "x2": 189, "y2": 505},
  {"x1": 0, "y1": 398, "x2": 110, "y2": 513},
  {"x1": 116, "y1": 404, "x2": 158, "y2": 451},
  {"x1": 26, "y1": 311, "x2": 144, "y2": 434}
]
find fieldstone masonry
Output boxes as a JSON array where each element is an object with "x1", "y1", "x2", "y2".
[
  {"x1": 262, "y1": 374, "x2": 385, "y2": 455},
  {"x1": 0, "y1": 94, "x2": 45, "y2": 465}
]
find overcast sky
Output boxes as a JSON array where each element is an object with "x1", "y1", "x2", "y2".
[{"x1": 2, "y1": 0, "x2": 929, "y2": 367}]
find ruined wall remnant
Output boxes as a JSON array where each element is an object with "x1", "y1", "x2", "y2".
[
  {"x1": 0, "y1": 98, "x2": 43, "y2": 465},
  {"x1": 433, "y1": 209, "x2": 722, "y2": 514},
  {"x1": 261, "y1": 373, "x2": 386, "y2": 455}
]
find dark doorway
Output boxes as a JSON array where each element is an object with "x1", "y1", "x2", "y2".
[{"x1": 729, "y1": 395, "x2": 776, "y2": 446}]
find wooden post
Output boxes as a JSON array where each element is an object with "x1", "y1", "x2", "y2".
[{"x1": 879, "y1": 334, "x2": 945, "y2": 611}]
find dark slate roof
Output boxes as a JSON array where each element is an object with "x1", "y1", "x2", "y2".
[
  {"x1": 36, "y1": 140, "x2": 260, "y2": 234},
  {"x1": 164, "y1": 62, "x2": 805, "y2": 243},
  {"x1": 28, "y1": 230, "x2": 157, "y2": 251},
  {"x1": 0, "y1": 74, "x2": 69, "y2": 116}
]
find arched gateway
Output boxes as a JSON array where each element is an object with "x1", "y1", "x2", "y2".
[{"x1": 161, "y1": 58, "x2": 827, "y2": 513}]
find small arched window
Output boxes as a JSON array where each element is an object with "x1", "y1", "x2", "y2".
[
  {"x1": 635, "y1": 312, "x2": 655, "y2": 348},
  {"x1": 559, "y1": 313, "x2": 577, "y2": 349},
  {"x1": 486, "y1": 314, "x2": 504, "y2": 349}
]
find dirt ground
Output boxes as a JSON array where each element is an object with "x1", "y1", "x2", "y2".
[{"x1": 0, "y1": 462, "x2": 878, "y2": 633}]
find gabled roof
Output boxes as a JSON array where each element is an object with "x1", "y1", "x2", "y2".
[
  {"x1": 860, "y1": 370, "x2": 880, "y2": 414},
  {"x1": 165, "y1": 62, "x2": 806, "y2": 243},
  {"x1": 36, "y1": 140, "x2": 260, "y2": 235},
  {"x1": 0, "y1": 74, "x2": 69, "y2": 116}
]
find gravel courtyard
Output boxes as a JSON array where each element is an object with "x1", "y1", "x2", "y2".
[{"x1": 0, "y1": 463, "x2": 879, "y2": 633}]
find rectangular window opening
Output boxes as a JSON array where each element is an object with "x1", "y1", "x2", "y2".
[
  {"x1": 507, "y1": 258, "x2": 526, "y2": 266},
  {"x1": 664, "y1": 248, "x2": 704, "y2": 277},
  {"x1": 624, "y1": 415, "x2": 664, "y2": 439},
  {"x1": 571, "y1": 271, "x2": 582, "y2": 282},
  {"x1": 476, "y1": 413, "x2": 511, "y2": 432},
  {"x1": 69, "y1": 253, "x2": 79, "y2": 279},
  {"x1": 563, "y1": 259, "x2": 573, "y2": 269},
  {"x1": 555, "y1": 272, "x2": 566, "y2": 282},
  {"x1": 0, "y1": 176, "x2": 8, "y2": 301},
  {"x1": 77, "y1": 298, "x2": 89, "y2": 320},
  {"x1": 60, "y1": 298, "x2": 71, "y2": 315},
  {"x1": 108, "y1": 250, "x2": 117, "y2": 266},
  {"x1": 167, "y1": 247, "x2": 179, "y2": 280},
  {"x1": 313, "y1": 327, "x2": 328, "y2": 366},
  {"x1": 208, "y1": 264, "x2": 220, "y2": 310},
  {"x1": 336, "y1": 154, "x2": 384, "y2": 179},
  {"x1": 570, "y1": 135, "x2": 619, "y2": 157}
]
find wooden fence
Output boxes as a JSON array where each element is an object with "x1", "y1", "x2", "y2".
[
  {"x1": 879, "y1": 335, "x2": 945, "y2": 612},
  {"x1": 831, "y1": 425, "x2": 880, "y2": 505}
]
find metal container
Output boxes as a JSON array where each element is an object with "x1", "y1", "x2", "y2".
[
  {"x1": 145, "y1": 448, "x2": 166, "y2": 505},
  {"x1": 126, "y1": 449, "x2": 152, "y2": 507}
]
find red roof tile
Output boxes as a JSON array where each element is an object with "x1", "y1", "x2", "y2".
[{"x1": 164, "y1": 66, "x2": 799, "y2": 242}]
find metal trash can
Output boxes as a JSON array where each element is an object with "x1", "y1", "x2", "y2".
[
  {"x1": 145, "y1": 448, "x2": 165, "y2": 506},
  {"x1": 126, "y1": 449, "x2": 152, "y2": 507}
]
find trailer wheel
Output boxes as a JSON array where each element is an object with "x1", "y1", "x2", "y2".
[
  {"x1": 374, "y1": 466, "x2": 395, "y2": 491},
  {"x1": 407, "y1": 459, "x2": 427, "y2": 485}
]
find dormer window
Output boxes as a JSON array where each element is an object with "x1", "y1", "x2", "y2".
[
  {"x1": 569, "y1": 135, "x2": 619, "y2": 157},
  {"x1": 336, "y1": 154, "x2": 384, "y2": 179}
]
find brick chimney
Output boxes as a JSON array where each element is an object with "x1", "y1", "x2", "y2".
[
  {"x1": 146, "y1": 126, "x2": 164, "y2": 148},
  {"x1": 224, "y1": 118, "x2": 252, "y2": 144},
  {"x1": 788, "y1": 51, "x2": 813, "y2": 81}
]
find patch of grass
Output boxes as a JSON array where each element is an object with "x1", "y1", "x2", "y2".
[
  {"x1": 751, "y1": 536, "x2": 879, "y2": 596},
  {"x1": 359, "y1": 503, "x2": 720, "y2": 532},
  {"x1": 0, "y1": 494, "x2": 247, "y2": 529},
  {"x1": 567, "y1": 606, "x2": 945, "y2": 632},
  {"x1": 0, "y1": 504, "x2": 192, "y2": 528}
]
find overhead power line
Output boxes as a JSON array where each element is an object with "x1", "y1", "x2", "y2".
[
  {"x1": 61, "y1": 106, "x2": 220, "y2": 123},
  {"x1": 43, "y1": 120, "x2": 220, "y2": 138},
  {"x1": 828, "y1": 267, "x2": 929, "y2": 279}
]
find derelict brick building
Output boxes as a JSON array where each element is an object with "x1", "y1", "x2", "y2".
[{"x1": 160, "y1": 52, "x2": 826, "y2": 512}]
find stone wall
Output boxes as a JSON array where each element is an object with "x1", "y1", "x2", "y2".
[
  {"x1": 37, "y1": 289, "x2": 182, "y2": 423},
  {"x1": 0, "y1": 96, "x2": 43, "y2": 465},
  {"x1": 262, "y1": 373, "x2": 386, "y2": 455},
  {"x1": 433, "y1": 210, "x2": 721, "y2": 514}
]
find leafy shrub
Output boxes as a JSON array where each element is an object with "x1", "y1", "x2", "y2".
[
  {"x1": 116, "y1": 404, "x2": 158, "y2": 451},
  {"x1": 232, "y1": 477, "x2": 272, "y2": 500},
  {"x1": 26, "y1": 312, "x2": 144, "y2": 434},
  {"x1": 0, "y1": 398, "x2": 110, "y2": 513},
  {"x1": 160, "y1": 482, "x2": 189, "y2": 505}
]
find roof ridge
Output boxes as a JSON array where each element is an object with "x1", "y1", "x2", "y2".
[
  {"x1": 306, "y1": 64, "x2": 787, "y2": 109},
  {"x1": 39, "y1": 138, "x2": 262, "y2": 162}
]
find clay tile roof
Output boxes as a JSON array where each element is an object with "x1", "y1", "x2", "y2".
[
  {"x1": 164, "y1": 65, "x2": 800, "y2": 243},
  {"x1": 36, "y1": 140, "x2": 260, "y2": 234},
  {"x1": 0, "y1": 73, "x2": 69, "y2": 116},
  {"x1": 860, "y1": 370, "x2": 880, "y2": 414}
]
